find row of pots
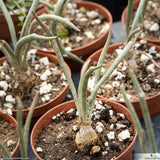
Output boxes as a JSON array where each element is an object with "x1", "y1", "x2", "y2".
[
  {"x1": 1, "y1": 40, "x2": 160, "y2": 159},
  {"x1": 1, "y1": 0, "x2": 160, "y2": 71}
]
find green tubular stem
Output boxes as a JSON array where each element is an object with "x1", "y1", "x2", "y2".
[
  {"x1": 0, "y1": 0, "x2": 17, "y2": 49},
  {"x1": 94, "y1": 29, "x2": 112, "y2": 85},
  {"x1": 131, "y1": 0, "x2": 148, "y2": 32},
  {"x1": 125, "y1": 0, "x2": 134, "y2": 39},
  {"x1": 15, "y1": 33, "x2": 56, "y2": 69},
  {"x1": 23, "y1": 92, "x2": 39, "y2": 155},
  {"x1": 20, "y1": 0, "x2": 39, "y2": 38},
  {"x1": 29, "y1": 14, "x2": 80, "y2": 34},
  {"x1": 130, "y1": 69, "x2": 157, "y2": 153},
  {"x1": 120, "y1": 84, "x2": 147, "y2": 153},
  {"x1": 87, "y1": 40, "x2": 135, "y2": 121},
  {"x1": 79, "y1": 65, "x2": 101, "y2": 123},
  {"x1": 0, "y1": 42, "x2": 21, "y2": 72}
]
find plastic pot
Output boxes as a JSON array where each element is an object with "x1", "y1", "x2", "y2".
[
  {"x1": 31, "y1": 99, "x2": 137, "y2": 160},
  {"x1": 0, "y1": 4, "x2": 44, "y2": 43},
  {"x1": 0, "y1": 110, "x2": 19, "y2": 157},
  {"x1": 82, "y1": 42, "x2": 160, "y2": 119},
  {"x1": 0, "y1": 52, "x2": 71, "y2": 120},
  {"x1": 31, "y1": 1, "x2": 113, "y2": 70},
  {"x1": 121, "y1": 0, "x2": 160, "y2": 45}
]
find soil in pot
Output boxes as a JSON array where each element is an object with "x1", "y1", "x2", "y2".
[
  {"x1": 122, "y1": 0, "x2": 160, "y2": 43},
  {"x1": 88, "y1": 40, "x2": 160, "y2": 103},
  {"x1": 33, "y1": 100, "x2": 136, "y2": 160},
  {"x1": 0, "y1": 114, "x2": 18, "y2": 157},
  {"x1": 0, "y1": 49, "x2": 68, "y2": 117},
  {"x1": 32, "y1": 1, "x2": 110, "y2": 51}
]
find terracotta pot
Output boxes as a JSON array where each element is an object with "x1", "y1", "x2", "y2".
[
  {"x1": 82, "y1": 42, "x2": 160, "y2": 119},
  {"x1": 0, "y1": 52, "x2": 71, "y2": 120},
  {"x1": 121, "y1": 0, "x2": 160, "y2": 45},
  {"x1": 0, "y1": 4, "x2": 44, "y2": 43},
  {"x1": 0, "y1": 110, "x2": 19, "y2": 157},
  {"x1": 31, "y1": 1, "x2": 113, "y2": 70},
  {"x1": 31, "y1": 99, "x2": 137, "y2": 160}
]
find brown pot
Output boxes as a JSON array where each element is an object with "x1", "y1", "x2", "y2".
[
  {"x1": 0, "y1": 4, "x2": 44, "y2": 43},
  {"x1": 121, "y1": 0, "x2": 160, "y2": 45},
  {"x1": 0, "y1": 52, "x2": 71, "y2": 120},
  {"x1": 0, "y1": 110, "x2": 19, "y2": 157},
  {"x1": 31, "y1": 1, "x2": 113, "y2": 71},
  {"x1": 82, "y1": 42, "x2": 160, "y2": 119},
  {"x1": 31, "y1": 99, "x2": 137, "y2": 160}
]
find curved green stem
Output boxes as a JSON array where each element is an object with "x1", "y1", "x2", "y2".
[
  {"x1": 20, "y1": 0, "x2": 39, "y2": 38},
  {"x1": 15, "y1": 33, "x2": 56, "y2": 69},
  {"x1": 79, "y1": 65, "x2": 101, "y2": 123},
  {"x1": 0, "y1": 0, "x2": 17, "y2": 49}
]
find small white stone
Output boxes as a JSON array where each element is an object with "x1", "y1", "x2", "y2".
[
  {"x1": 110, "y1": 124, "x2": 114, "y2": 129},
  {"x1": 39, "y1": 57, "x2": 50, "y2": 66},
  {"x1": 147, "y1": 64, "x2": 156, "y2": 73},
  {"x1": 14, "y1": 82, "x2": 19, "y2": 89},
  {"x1": 116, "y1": 123, "x2": 126, "y2": 129},
  {"x1": 0, "y1": 81, "x2": 8, "y2": 91},
  {"x1": 52, "y1": 115, "x2": 57, "y2": 120},
  {"x1": 107, "y1": 131, "x2": 115, "y2": 140},
  {"x1": 99, "y1": 23, "x2": 110, "y2": 35},
  {"x1": 75, "y1": 36, "x2": 83, "y2": 42},
  {"x1": 73, "y1": 125, "x2": 78, "y2": 131},
  {"x1": 79, "y1": 17, "x2": 88, "y2": 22},
  {"x1": 112, "y1": 81, "x2": 120, "y2": 88},
  {"x1": 109, "y1": 110, "x2": 113, "y2": 116},
  {"x1": 4, "y1": 102, "x2": 14, "y2": 109},
  {"x1": 104, "y1": 84, "x2": 113, "y2": 89},
  {"x1": 40, "y1": 83, "x2": 52, "y2": 95},
  {"x1": 41, "y1": 97, "x2": 46, "y2": 103},
  {"x1": 140, "y1": 40, "x2": 147, "y2": 44},
  {"x1": 65, "y1": 47, "x2": 72, "y2": 51},
  {"x1": 67, "y1": 108, "x2": 75, "y2": 114},
  {"x1": 154, "y1": 79, "x2": 160, "y2": 84},
  {"x1": 2, "y1": 61, "x2": 9, "y2": 67},
  {"x1": 84, "y1": 31, "x2": 94, "y2": 39},
  {"x1": 0, "y1": 90, "x2": 6, "y2": 98},
  {"x1": 86, "y1": 10, "x2": 99, "y2": 19},
  {"x1": 149, "y1": 23, "x2": 159, "y2": 32},
  {"x1": 102, "y1": 151, "x2": 108, "y2": 156},
  {"x1": 27, "y1": 49, "x2": 37, "y2": 60},
  {"x1": 34, "y1": 64, "x2": 40, "y2": 71},
  {"x1": 104, "y1": 142, "x2": 109, "y2": 147},
  {"x1": 7, "y1": 139, "x2": 15, "y2": 146},
  {"x1": 75, "y1": 150, "x2": 78, "y2": 154},
  {"x1": 5, "y1": 95, "x2": 15, "y2": 104},
  {"x1": 118, "y1": 129, "x2": 130, "y2": 141},
  {"x1": 116, "y1": 49, "x2": 123, "y2": 55},
  {"x1": 67, "y1": 94, "x2": 72, "y2": 99},
  {"x1": 36, "y1": 147, "x2": 43, "y2": 152},
  {"x1": 61, "y1": 81, "x2": 67, "y2": 87},
  {"x1": 140, "y1": 54, "x2": 150, "y2": 63},
  {"x1": 122, "y1": 66, "x2": 127, "y2": 71},
  {"x1": 96, "y1": 122, "x2": 104, "y2": 133},
  {"x1": 44, "y1": 95, "x2": 51, "y2": 101},
  {"x1": 91, "y1": 19, "x2": 101, "y2": 25},
  {"x1": 119, "y1": 113, "x2": 125, "y2": 119},
  {"x1": 134, "y1": 43, "x2": 141, "y2": 49},
  {"x1": 7, "y1": 108, "x2": 12, "y2": 115},
  {"x1": 96, "y1": 103, "x2": 104, "y2": 110},
  {"x1": 40, "y1": 69, "x2": 52, "y2": 81},
  {"x1": 52, "y1": 88, "x2": 60, "y2": 92},
  {"x1": 61, "y1": 73, "x2": 66, "y2": 80},
  {"x1": 62, "y1": 158, "x2": 66, "y2": 160}
]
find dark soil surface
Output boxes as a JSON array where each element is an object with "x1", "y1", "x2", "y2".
[
  {"x1": 0, "y1": 117, "x2": 18, "y2": 157},
  {"x1": 88, "y1": 41, "x2": 160, "y2": 101},
  {"x1": 135, "y1": 0, "x2": 160, "y2": 40},
  {"x1": 0, "y1": 50, "x2": 67, "y2": 114},
  {"x1": 35, "y1": 100, "x2": 135, "y2": 160},
  {"x1": 32, "y1": 2, "x2": 109, "y2": 51}
]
